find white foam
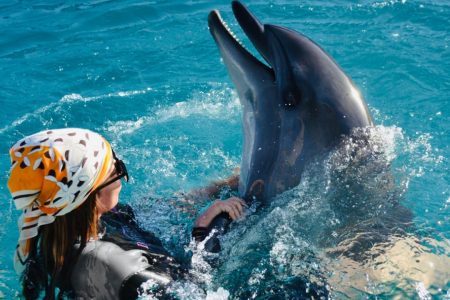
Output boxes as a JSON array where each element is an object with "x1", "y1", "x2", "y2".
[
  {"x1": 0, "y1": 103, "x2": 57, "y2": 134},
  {"x1": 106, "y1": 117, "x2": 149, "y2": 136},
  {"x1": 205, "y1": 287, "x2": 230, "y2": 300},
  {"x1": 104, "y1": 86, "x2": 240, "y2": 139},
  {"x1": 137, "y1": 279, "x2": 159, "y2": 300},
  {"x1": 61, "y1": 88, "x2": 152, "y2": 103},
  {"x1": 154, "y1": 93, "x2": 239, "y2": 123},
  {"x1": 415, "y1": 282, "x2": 431, "y2": 300},
  {"x1": 150, "y1": 148, "x2": 177, "y2": 178},
  {"x1": 0, "y1": 88, "x2": 153, "y2": 134},
  {"x1": 164, "y1": 280, "x2": 210, "y2": 300},
  {"x1": 372, "y1": 0, "x2": 407, "y2": 8}
]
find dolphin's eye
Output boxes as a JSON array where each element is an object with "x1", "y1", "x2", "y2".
[
  {"x1": 283, "y1": 87, "x2": 302, "y2": 107},
  {"x1": 285, "y1": 92, "x2": 296, "y2": 106}
]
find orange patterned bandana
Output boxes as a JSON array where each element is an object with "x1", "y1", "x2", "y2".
[{"x1": 7, "y1": 128, "x2": 113, "y2": 273}]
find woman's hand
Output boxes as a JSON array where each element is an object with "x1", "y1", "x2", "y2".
[{"x1": 194, "y1": 197, "x2": 246, "y2": 228}]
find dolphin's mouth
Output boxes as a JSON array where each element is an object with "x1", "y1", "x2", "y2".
[
  {"x1": 208, "y1": 1, "x2": 279, "y2": 202},
  {"x1": 208, "y1": 10, "x2": 247, "y2": 54},
  {"x1": 208, "y1": 1, "x2": 274, "y2": 78}
]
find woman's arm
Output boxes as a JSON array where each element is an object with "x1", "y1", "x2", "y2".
[{"x1": 189, "y1": 169, "x2": 240, "y2": 200}]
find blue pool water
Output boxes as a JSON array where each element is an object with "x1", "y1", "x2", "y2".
[{"x1": 0, "y1": 0, "x2": 449, "y2": 298}]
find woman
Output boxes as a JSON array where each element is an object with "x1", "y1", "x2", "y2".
[{"x1": 7, "y1": 128, "x2": 245, "y2": 299}]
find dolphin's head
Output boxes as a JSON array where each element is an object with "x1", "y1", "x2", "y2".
[{"x1": 209, "y1": 1, "x2": 373, "y2": 203}]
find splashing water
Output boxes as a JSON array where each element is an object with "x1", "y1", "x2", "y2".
[
  {"x1": 172, "y1": 125, "x2": 448, "y2": 299},
  {"x1": 130, "y1": 124, "x2": 449, "y2": 299}
]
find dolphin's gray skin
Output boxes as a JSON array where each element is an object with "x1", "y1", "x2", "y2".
[{"x1": 208, "y1": 1, "x2": 373, "y2": 204}]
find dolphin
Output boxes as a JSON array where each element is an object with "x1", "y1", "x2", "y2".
[{"x1": 208, "y1": 1, "x2": 373, "y2": 204}]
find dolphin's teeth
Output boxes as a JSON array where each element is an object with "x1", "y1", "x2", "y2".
[{"x1": 217, "y1": 12, "x2": 246, "y2": 49}]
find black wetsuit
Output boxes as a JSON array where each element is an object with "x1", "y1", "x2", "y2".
[{"x1": 70, "y1": 204, "x2": 185, "y2": 300}]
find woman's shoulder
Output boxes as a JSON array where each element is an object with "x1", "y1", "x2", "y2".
[
  {"x1": 100, "y1": 203, "x2": 169, "y2": 254},
  {"x1": 75, "y1": 239, "x2": 123, "y2": 260}
]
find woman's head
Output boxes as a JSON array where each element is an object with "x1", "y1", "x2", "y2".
[{"x1": 6, "y1": 128, "x2": 128, "y2": 298}]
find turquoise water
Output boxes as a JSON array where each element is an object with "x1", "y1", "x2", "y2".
[{"x1": 0, "y1": 0, "x2": 449, "y2": 298}]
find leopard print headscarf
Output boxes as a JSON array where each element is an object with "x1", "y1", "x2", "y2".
[{"x1": 7, "y1": 128, "x2": 113, "y2": 273}]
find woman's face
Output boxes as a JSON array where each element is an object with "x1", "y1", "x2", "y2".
[{"x1": 96, "y1": 160, "x2": 122, "y2": 215}]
